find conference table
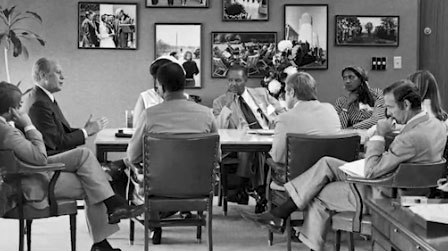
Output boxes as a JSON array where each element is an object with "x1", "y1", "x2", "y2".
[
  {"x1": 94, "y1": 128, "x2": 367, "y2": 162},
  {"x1": 95, "y1": 128, "x2": 274, "y2": 162}
]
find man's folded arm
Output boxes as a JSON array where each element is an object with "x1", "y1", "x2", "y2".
[{"x1": 5, "y1": 128, "x2": 47, "y2": 166}]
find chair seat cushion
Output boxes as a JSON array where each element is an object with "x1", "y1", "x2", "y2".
[
  {"x1": 331, "y1": 212, "x2": 372, "y2": 235},
  {"x1": 4, "y1": 199, "x2": 77, "y2": 220}
]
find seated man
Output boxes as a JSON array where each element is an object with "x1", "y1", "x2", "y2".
[
  {"x1": 242, "y1": 80, "x2": 447, "y2": 251},
  {"x1": 213, "y1": 65, "x2": 285, "y2": 206},
  {"x1": 22, "y1": 57, "x2": 108, "y2": 155},
  {"x1": 127, "y1": 62, "x2": 217, "y2": 244},
  {"x1": 270, "y1": 71, "x2": 341, "y2": 168},
  {"x1": 0, "y1": 82, "x2": 143, "y2": 251}
]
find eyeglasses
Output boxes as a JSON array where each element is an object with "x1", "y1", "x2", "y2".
[{"x1": 342, "y1": 75, "x2": 358, "y2": 81}]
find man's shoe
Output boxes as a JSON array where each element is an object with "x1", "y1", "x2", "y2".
[
  {"x1": 91, "y1": 246, "x2": 121, "y2": 251},
  {"x1": 108, "y1": 205, "x2": 145, "y2": 224},
  {"x1": 240, "y1": 211, "x2": 285, "y2": 234},
  {"x1": 227, "y1": 190, "x2": 249, "y2": 205},
  {"x1": 151, "y1": 227, "x2": 162, "y2": 245}
]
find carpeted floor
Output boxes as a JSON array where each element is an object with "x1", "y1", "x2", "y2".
[{"x1": 0, "y1": 198, "x2": 371, "y2": 251}]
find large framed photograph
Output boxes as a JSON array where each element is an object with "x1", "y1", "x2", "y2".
[
  {"x1": 211, "y1": 32, "x2": 277, "y2": 78},
  {"x1": 78, "y1": 2, "x2": 137, "y2": 49},
  {"x1": 146, "y1": 0, "x2": 209, "y2": 8},
  {"x1": 155, "y1": 23, "x2": 202, "y2": 88},
  {"x1": 223, "y1": 0, "x2": 269, "y2": 21},
  {"x1": 284, "y1": 4, "x2": 328, "y2": 69},
  {"x1": 336, "y1": 15, "x2": 399, "y2": 47}
]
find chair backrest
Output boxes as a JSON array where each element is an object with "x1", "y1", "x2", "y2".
[
  {"x1": 390, "y1": 160, "x2": 447, "y2": 188},
  {"x1": 143, "y1": 133, "x2": 220, "y2": 198},
  {"x1": 0, "y1": 150, "x2": 18, "y2": 175},
  {"x1": 213, "y1": 57, "x2": 226, "y2": 69},
  {"x1": 246, "y1": 54, "x2": 259, "y2": 67},
  {"x1": 286, "y1": 133, "x2": 360, "y2": 180}
]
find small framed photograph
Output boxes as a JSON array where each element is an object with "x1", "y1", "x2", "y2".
[
  {"x1": 146, "y1": 0, "x2": 209, "y2": 8},
  {"x1": 336, "y1": 15, "x2": 399, "y2": 47},
  {"x1": 223, "y1": 0, "x2": 269, "y2": 21},
  {"x1": 155, "y1": 23, "x2": 202, "y2": 88},
  {"x1": 284, "y1": 4, "x2": 328, "y2": 69},
  {"x1": 78, "y1": 2, "x2": 137, "y2": 49},
  {"x1": 211, "y1": 32, "x2": 277, "y2": 78}
]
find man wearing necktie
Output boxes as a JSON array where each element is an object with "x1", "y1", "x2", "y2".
[
  {"x1": 22, "y1": 58, "x2": 108, "y2": 155},
  {"x1": 213, "y1": 65, "x2": 285, "y2": 209}
]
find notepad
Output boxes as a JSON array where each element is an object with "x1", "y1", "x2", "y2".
[
  {"x1": 409, "y1": 204, "x2": 448, "y2": 224},
  {"x1": 338, "y1": 159, "x2": 366, "y2": 177}
]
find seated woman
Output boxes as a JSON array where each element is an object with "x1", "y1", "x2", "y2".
[
  {"x1": 334, "y1": 66, "x2": 385, "y2": 129},
  {"x1": 408, "y1": 70, "x2": 448, "y2": 124}
]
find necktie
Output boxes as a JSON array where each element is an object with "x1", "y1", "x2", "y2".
[{"x1": 238, "y1": 96, "x2": 262, "y2": 129}]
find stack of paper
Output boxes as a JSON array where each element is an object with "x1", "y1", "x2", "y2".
[
  {"x1": 338, "y1": 159, "x2": 366, "y2": 178},
  {"x1": 409, "y1": 204, "x2": 448, "y2": 224}
]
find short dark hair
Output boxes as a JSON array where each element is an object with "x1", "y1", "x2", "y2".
[
  {"x1": 149, "y1": 58, "x2": 173, "y2": 77},
  {"x1": 156, "y1": 62, "x2": 185, "y2": 92},
  {"x1": 227, "y1": 64, "x2": 247, "y2": 79},
  {"x1": 383, "y1": 80, "x2": 421, "y2": 110},
  {"x1": 0, "y1": 81, "x2": 22, "y2": 114}
]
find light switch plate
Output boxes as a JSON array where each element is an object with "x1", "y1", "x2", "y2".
[{"x1": 393, "y1": 56, "x2": 402, "y2": 69}]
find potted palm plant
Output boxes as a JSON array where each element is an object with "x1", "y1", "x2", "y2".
[{"x1": 0, "y1": 5, "x2": 45, "y2": 84}]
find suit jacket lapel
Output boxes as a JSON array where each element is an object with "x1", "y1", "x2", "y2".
[{"x1": 35, "y1": 87, "x2": 72, "y2": 129}]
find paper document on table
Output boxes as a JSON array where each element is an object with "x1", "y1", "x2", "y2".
[
  {"x1": 338, "y1": 159, "x2": 365, "y2": 177},
  {"x1": 409, "y1": 204, "x2": 448, "y2": 224},
  {"x1": 247, "y1": 129, "x2": 274, "y2": 135}
]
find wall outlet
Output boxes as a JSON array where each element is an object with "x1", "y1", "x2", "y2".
[{"x1": 393, "y1": 56, "x2": 402, "y2": 69}]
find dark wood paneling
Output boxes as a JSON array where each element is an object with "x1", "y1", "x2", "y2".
[{"x1": 419, "y1": 0, "x2": 448, "y2": 110}]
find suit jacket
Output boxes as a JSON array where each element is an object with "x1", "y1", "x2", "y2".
[
  {"x1": 0, "y1": 118, "x2": 49, "y2": 216},
  {"x1": 22, "y1": 86, "x2": 85, "y2": 155},
  {"x1": 364, "y1": 113, "x2": 446, "y2": 179},
  {"x1": 127, "y1": 95, "x2": 218, "y2": 163},
  {"x1": 270, "y1": 100, "x2": 342, "y2": 163},
  {"x1": 213, "y1": 87, "x2": 285, "y2": 129}
]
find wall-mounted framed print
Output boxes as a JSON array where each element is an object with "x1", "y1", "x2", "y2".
[
  {"x1": 146, "y1": 0, "x2": 209, "y2": 8},
  {"x1": 223, "y1": 0, "x2": 269, "y2": 21},
  {"x1": 211, "y1": 32, "x2": 277, "y2": 78},
  {"x1": 155, "y1": 23, "x2": 202, "y2": 89},
  {"x1": 78, "y1": 2, "x2": 137, "y2": 49},
  {"x1": 284, "y1": 4, "x2": 328, "y2": 70},
  {"x1": 336, "y1": 15, "x2": 399, "y2": 47}
]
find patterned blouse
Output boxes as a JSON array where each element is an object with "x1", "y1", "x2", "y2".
[{"x1": 334, "y1": 88, "x2": 386, "y2": 129}]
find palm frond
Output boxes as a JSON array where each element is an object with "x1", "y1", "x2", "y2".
[
  {"x1": 0, "y1": 11, "x2": 8, "y2": 25},
  {"x1": 25, "y1": 11, "x2": 42, "y2": 23},
  {"x1": 17, "y1": 30, "x2": 45, "y2": 46},
  {"x1": 21, "y1": 44, "x2": 29, "y2": 59},
  {"x1": 9, "y1": 30, "x2": 22, "y2": 57}
]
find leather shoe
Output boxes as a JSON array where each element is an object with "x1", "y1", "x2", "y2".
[
  {"x1": 108, "y1": 204, "x2": 145, "y2": 224},
  {"x1": 90, "y1": 246, "x2": 121, "y2": 251},
  {"x1": 151, "y1": 227, "x2": 162, "y2": 245},
  {"x1": 240, "y1": 211, "x2": 285, "y2": 234},
  {"x1": 227, "y1": 189, "x2": 249, "y2": 205}
]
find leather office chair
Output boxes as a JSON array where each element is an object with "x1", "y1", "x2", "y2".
[
  {"x1": 139, "y1": 133, "x2": 219, "y2": 251},
  {"x1": 266, "y1": 133, "x2": 360, "y2": 251},
  {"x1": 332, "y1": 160, "x2": 447, "y2": 251},
  {"x1": 0, "y1": 150, "x2": 77, "y2": 251}
]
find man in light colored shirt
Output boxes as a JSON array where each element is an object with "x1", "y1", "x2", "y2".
[
  {"x1": 242, "y1": 80, "x2": 446, "y2": 251},
  {"x1": 270, "y1": 72, "x2": 341, "y2": 164},
  {"x1": 213, "y1": 65, "x2": 285, "y2": 207},
  {"x1": 22, "y1": 58, "x2": 108, "y2": 155}
]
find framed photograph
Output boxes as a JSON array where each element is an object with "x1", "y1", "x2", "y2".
[
  {"x1": 155, "y1": 23, "x2": 202, "y2": 88},
  {"x1": 284, "y1": 4, "x2": 328, "y2": 69},
  {"x1": 211, "y1": 32, "x2": 277, "y2": 78},
  {"x1": 146, "y1": 0, "x2": 209, "y2": 8},
  {"x1": 223, "y1": 0, "x2": 269, "y2": 21},
  {"x1": 78, "y1": 2, "x2": 137, "y2": 49},
  {"x1": 336, "y1": 15, "x2": 399, "y2": 47}
]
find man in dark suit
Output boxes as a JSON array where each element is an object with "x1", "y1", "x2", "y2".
[{"x1": 22, "y1": 57, "x2": 108, "y2": 156}]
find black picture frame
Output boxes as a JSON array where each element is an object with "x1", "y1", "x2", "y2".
[
  {"x1": 155, "y1": 23, "x2": 202, "y2": 89},
  {"x1": 284, "y1": 4, "x2": 328, "y2": 70},
  {"x1": 146, "y1": 0, "x2": 209, "y2": 8},
  {"x1": 335, "y1": 15, "x2": 400, "y2": 47},
  {"x1": 211, "y1": 31, "x2": 277, "y2": 78},
  {"x1": 78, "y1": 2, "x2": 138, "y2": 50},
  {"x1": 222, "y1": 0, "x2": 269, "y2": 21}
]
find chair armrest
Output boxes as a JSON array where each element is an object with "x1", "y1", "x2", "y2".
[
  {"x1": 17, "y1": 161, "x2": 66, "y2": 174},
  {"x1": 346, "y1": 173, "x2": 394, "y2": 187}
]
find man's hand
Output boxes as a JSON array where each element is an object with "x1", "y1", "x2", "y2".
[
  {"x1": 376, "y1": 118, "x2": 395, "y2": 137},
  {"x1": 11, "y1": 108, "x2": 33, "y2": 128},
  {"x1": 84, "y1": 114, "x2": 108, "y2": 136},
  {"x1": 224, "y1": 92, "x2": 236, "y2": 108}
]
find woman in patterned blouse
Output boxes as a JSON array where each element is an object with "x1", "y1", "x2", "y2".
[{"x1": 334, "y1": 66, "x2": 386, "y2": 129}]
